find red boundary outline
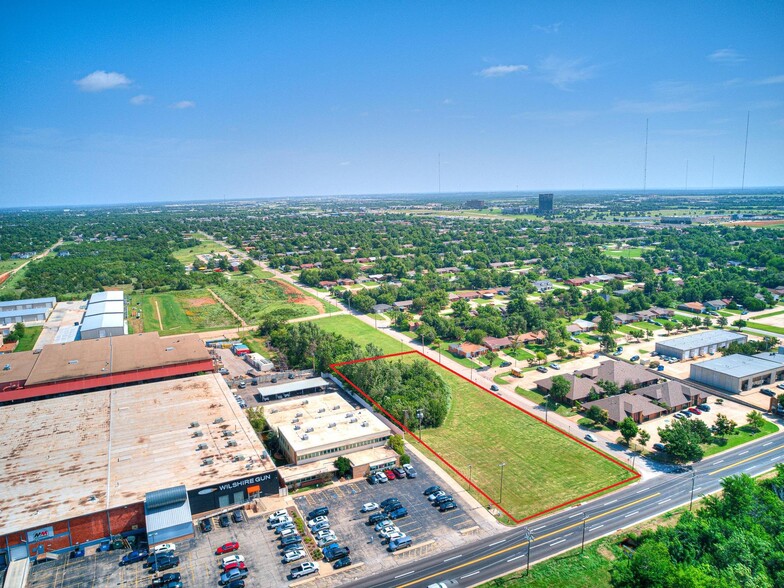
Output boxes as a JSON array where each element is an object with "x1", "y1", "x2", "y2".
[{"x1": 331, "y1": 350, "x2": 640, "y2": 524}]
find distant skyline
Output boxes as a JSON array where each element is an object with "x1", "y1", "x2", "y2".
[{"x1": 1, "y1": 1, "x2": 783, "y2": 206}]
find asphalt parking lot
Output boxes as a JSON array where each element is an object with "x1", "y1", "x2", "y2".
[{"x1": 292, "y1": 454, "x2": 483, "y2": 587}]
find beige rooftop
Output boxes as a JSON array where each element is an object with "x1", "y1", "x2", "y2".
[
  {"x1": 0, "y1": 373, "x2": 274, "y2": 537},
  {"x1": 265, "y1": 392, "x2": 391, "y2": 455}
]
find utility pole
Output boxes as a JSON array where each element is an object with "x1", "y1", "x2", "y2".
[
  {"x1": 499, "y1": 462, "x2": 506, "y2": 504},
  {"x1": 523, "y1": 527, "x2": 534, "y2": 575},
  {"x1": 689, "y1": 469, "x2": 696, "y2": 511},
  {"x1": 544, "y1": 394, "x2": 551, "y2": 423},
  {"x1": 416, "y1": 408, "x2": 424, "y2": 441},
  {"x1": 581, "y1": 512, "x2": 588, "y2": 554}
]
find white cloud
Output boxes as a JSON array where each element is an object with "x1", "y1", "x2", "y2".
[
  {"x1": 442, "y1": 98, "x2": 454, "y2": 105},
  {"x1": 533, "y1": 22, "x2": 562, "y2": 34},
  {"x1": 74, "y1": 70, "x2": 132, "y2": 92},
  {"x1": 538, "y1": 56, "x2": 596, "y2": 90},
  {"x1": 339, "y1": 161, "x2": 351, "y2": 166},
  {"x1": 170, "y1": 100, "x2": 196, "y2": 109},
  {"x1": 707, "y1": 48, "x2": 745, "y2": 65},
  {"x1": 478, "y1": 64, "x2": 529, "y2": 78},
  {"x1": 755, "y1": 74, "x2": 784, "y2": 85},
  {"x1": 129, "y1": 94, "x2": 153, "y2": 106}
]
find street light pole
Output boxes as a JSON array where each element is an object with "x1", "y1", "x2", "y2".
[
  {"x1": 523, "y1": 527, "x2": 534, "y2": 576},
  {"x1": 416, "y1": 408, "x2": 424, "y2": 441},
  {"x1": 689, "y1": 469, "x2": 696, "y2": 511},
  {"x1": 499, "y1": 462, "x2": 506, "y2": 504},
  {"x1": 581, "y1": 512, "x2": 588, "y2": 554},
  {"x1": 544, "y1": 394, "x2": 551, "y2": 423}
]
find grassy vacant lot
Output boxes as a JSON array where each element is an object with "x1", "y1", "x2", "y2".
[
  {"x1": 13, "y1": 326, "x2": 43, "y2": 352},
  {"x1": 212, "y1": 277, "x2": 326, "y2": 324},
  {"x1": 172, "y1": 236, "x2": 227, "y2": 264},
  {"x1": 314, "y1": 314, "x2": 404, "y2": 355},
  {"x1": 703, "y1": 421, "x2": 778, "y2": 457},
  {"x1": 398, "y1": 357, "x2": 633, "y2": 521},
  {"x1": 746, "y1": 321, "x2": 784, "y2": 335},
  {"x1": 603, "y1": 247, "x2": 651, "y2": 259},
  {"x1": 0, "y1": 258, "x2": 26, "y2": 274},
  {"x1": 136, "y1": 290, "x2": 237, "y2": 334}
]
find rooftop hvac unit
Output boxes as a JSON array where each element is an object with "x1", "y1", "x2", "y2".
[
  {"x1": 261, "y1": 450, "x2": 268, "y2": 458},
  {"x1": 202, "y1": 458, "x2": 214, "y2": 466},
  {"x1": 333, "y1": 405, "x2": 340, "y2": 410},
  {"x1": 291, "y1": 418, "x2": 299, "y2": 424},
  {"x1": 270, "y1": 408, "x2": 278, "y2": 413},
  {"x1": 361, "y1": 421, "x2": 369, "y2": 427},
  {"x1": 234, "y1": 454, "x2": 245, "y2": 462},
  {"x1": 301, "y1": 434, "x2": 309, "y2": 440},
  {"x1": 305, "y1": 427, "x2": 314, "y2": 433},
  {"x1": 295, "y1": 412, "x2": 303, "y2": 417},
  {"x1": 190, "y1": 421, "x2": 200, "y2": 428},
  {"x1": 193, "y1": 431, "x2": 204, "y2": 438},
  {"x1": 345, "y1": 413, "x2": 354, "y2": 418},
  {"x1": 213, "y1": 417, "x2": 225, "y2": 424},
  {"x1": 328, "y1": 422, "x2": 336, "y2": 428},
  {"x1": 3, "y1": 364, "x2": 11, "y2": 371},
  {"x1": 302, "y1": 400, "x2": 309, "y2": 405},
  {"x1": 222, "y1": 430, "x2": 234, "y2": 437},
  {"x1": 318, "y1": 408, "x2": 326, "y2": 413},
  {"x1": 350, "y1": 418, "x2": 358, "y2": 423},
  {"x1": 227, "y1": 440, "x2": 238, "y2": 447},
  {"x1": 197, "y1": 443, "x2": 208, "y2": 450},
  {"x1": 293, "y1": 425, "x2": 301, "y2": 430}
]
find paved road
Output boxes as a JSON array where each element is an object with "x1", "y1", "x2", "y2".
[{"x1": 342, "y1": 432, "x2": 784, "y2": 588}]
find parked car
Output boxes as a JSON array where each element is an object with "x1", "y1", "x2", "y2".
[
  {"x1": 307, "y1": 516, "x2": 329, "y2": 529},
  {"x1": 120, "y1": 550, "x2": 147, "y2": 566},
  {"x1": 777, "y1": 383, "x2": 784, "y2": 390},
  {"x1": 423, "y1": 485, "x2": 440, "y2": 496},
  {"x1": 280, "y1": 535, "x2": 303, "y2": 548},
  {"x1": 536, "y1": 366, "x2": 548, "y2": 373},
  {"x1": 361, "y1": 502, "x2": 379, "y2": 513},
  {"x1": 150, "y1": 544, "x2": 176, "y2": 555},
  {"x1": 490, "y1": 384, "x2": 500, "y2": 391},
  {"x1": 218, "y1": 368, "x2": 230, "y2": 375},
  {"x1": 549, "y1": 363, "x2": 560, "y2": 370},
  {"x1": 280, "y1": 527, "x2": 300, "y2": 539},
  {"x1": 374, "y1": 519, "x2": 393, "y2": 532},
  {"x1": 267, "y1": 509, "x2": 288, "y2": 521},
  {"x1": 374, "y1": 471, "x2": 388, "y2": 484},
  {"x1": 630, "y1": 355, "x2": 640, "y2": 362},
  {"x1": 653, "y1": 443, "x2": 667, "y2": 452},
  {"x1": 150, "y1": 573, "x2": 182, "y2": 588},
  {"x1": 216, "y1": 542, "x2": 240, "y2": 555},
  {"x1": 384, "y1": 469, "x2": 397, "y2": 481},
  {"x1": 585, "y1": 433, "x2": 598, "y2": 442},
  {"x1": 232, "y1": 510, "x2": 244, "y2": 523},
  {"x1": 680, "y1": 410, "x2": 693, "y2": 418},
  {"x1": 323, "y1": 546, "x2": 350, "y2": 562},
  {"x1": 225, "y1": 581, "x2": 245, "y2": 588},
  {"x1": 688, "y1": 407, "x2": 702, "y2": 415},
  {"x1": 368, "y1": 512, "x2": 387, "y2": 525},
  {"x1": 147, "y1": 551, "x2": 174, "y2": 565},
  {"x1": 673, "y1": 413, "x2": 685, "y2": 420},
  {"x1": 698, "y1": 403, "x2": 710, "y2": 411},
  {"x1": 317, "y1": 533, "x2": 338, "y2": 548},
  {"x1": 268, "y1": 514, "x2": 292, "y2": 528},
  {"x1": 219, "y1": 513, "x2": 231, "y2": 527},
  {"x1": 389, "y1": 507, "x2": 408, "y2": 520},
  {"x1": 307, "y1": 507, "x2": 329, "y2": 520},
  {"x1": 290, "y1": 562, "x2": 319, "y2": 579},
  {"x1": 379, "y1": 525, "x2": 400, "y2": 539},
  {"x1": 149, "y1": 556, "x2": 179, "y2": 574},
  {"x1": 282, "y1": 549, "x2": 306, "y2": 563},
  {"x1": 433, "y1": 494, "x2": 453, "y2": 506},
  {"x1": 761, "y1": 388, "x2": 776, "y2": 397},
  {"x1": 393, "y1": 467, "x2": 407, "y2": 479},
  {"x1": 428, "y1": 490, "x2": 446, "y2": 502},
  {"x1": 382, "y1": 531, "x2": 405, "y2": 544},
  {"x1": 333, "y1": 556, "x2": 352, "y2": 569},
  {"x1": 367, "y1": 473, "x2": 378, "y2": 485},
  {"x1": 199, "y1": 518, "x2": 212, "y2": 533},
  {"x1": 274, "y1": 522, "x2": 295, "y2": 534},
  {"x1": 383, "y1": 501, "x2": 402, "y2": 513},
  {"x1": 221, "y1": 555, "x2": 245, "y2": 568},
  {"x1": 388, "y1": 536, "x2": 413, "y2": 552},
  {"x1": 500, "y1": 361, "x2": 511, "y2": 367},
  {"x1": 612, "y1": 350, "x2": 623, "y2": 356},
  {"x1": 222, "y1": 562, "x2": 247, "y2": 574},
  {"x1": 593, "y1": 353, "x2": 600, "y2": 359},
  {"x1": 403, "y1": 464, "x2": 417, "y2": 478},
  {"x1": 310, "y1": 521, "x2": 330, "y2": 534},
  {"x1": 439, "y1": 501, "x2": 458, "y2": 512},
  {"x1": 219, "y1": 568, "x2": 248, "y2": 585}
]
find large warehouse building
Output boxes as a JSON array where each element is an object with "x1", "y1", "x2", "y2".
[
  {"x1": 655, "y1": 330, "x2": 747, "y2": 360},
  {"x1": 690, "y1": 352, "x2": 784, "y2": 394},
  {"x1": 0, "y1": 332, "x2": 213, "y2": 403},
  {"x1": 0, "y1": 297, "x2": 56, "y2": 327},
  {"x1": 80, "y1": 291, "x2": 127, "y2": 340},
  {"x1": 0, "y1": 374, "x2": 279, "y2": 564}
]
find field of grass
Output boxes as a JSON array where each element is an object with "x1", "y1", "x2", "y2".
[
  {"x1": 506, "y1": 347, "x2": 535, "y2": 361},
  {"x1": 13, "y1": 325, "x2": 43, "y2": 352},
  {"x1": 137, "y1": 290, "x2": 237, "y2": 334},
  {"x1": 429, "y1": 341, "x2": 481, "y2": 368},
  {"x1": 603, "y1": 247, "x2": 650, "y2": 259},
  {"x1": 754, "y1": 309, "x2": 784, "y2": 319},
  {"x1": 212, "y1": 278, "x2": 326, "y2": 324},
  {"x1": 745, "y1": 321, "x2": 784, "y2": 335},
  {"x1": 172, "y1": 237, "x2": 227, "y2": 264},
  {"x1": 314, "y1": 314, "x2": 404, "y2": 355},
  {"x1": 516, "y1": 387, "x2": 576, "y2": 417},
  {"x1": 399, "y1": 357, "x2": 633, "y2": 521},
  {"x1": 0, "y1": 258, "x2": 26, "y2": 274},
  {"x1": 703, "y1": 421, "x2": 778, "y2": 457}
]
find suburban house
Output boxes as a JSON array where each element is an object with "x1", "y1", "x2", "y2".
[
  {"x1": 318, "y1": 280, "x2": 337, "y2": 288},
  {"x1": 564, "y1": 277, "x2": 589, "y2": 287},
  {"x1": 650, "y1": 306, "x2": 675, "y2": 317},
  {"x1": 513, "y1": 330, "x2": 548, "y2": 345},
  {"x1": 613, "y1": 313, "x2": 637, "y2": 325},
  {"x1": 448, "y1": 342, "x2": 488, "y2": 358},
  {"x1": 635, "y1": 309, "x2": 656, "y2": 320},
  {"x1": 678, "y1": 302, "x2": 705, "y2": 314},
  {"x1": 372, "y1": 303, "x2": 393, "y2": 313},
  {"x1": 705, "y1": 299, "x2": 728, "y2": 311},
  {"x1": 393, "y1": 300, "x2": 414, "y2": 309},
  {"x1": 568, "y1": 319, "x2": 597, "y2": 333},
  {"x1": 636, "y1": 381, "x2": 706, "y2": 412},
  {"x1": 535, "y1": 374, "x2": 606, "y2": 406},
  {"x1": 533, "y1": 280, "x2": 554, "y2": 293},
  {"x1": 577, "y1": 360, "x2": 660, "y2": 391},
  {"x1": 482, "y1": 336, "x2": 512, "y2": 351},
  {"x1": 582, "y1": 393, "x2": 666, "y2": 426}
]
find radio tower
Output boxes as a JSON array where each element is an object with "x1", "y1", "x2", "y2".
[{"x1": 741, "y1": 111, "x2": 750, "y2": 191}]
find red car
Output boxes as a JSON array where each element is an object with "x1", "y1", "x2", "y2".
[
  {"x1": 223, "y1": 561, "x2": 247, "y2": 573},
  {"x1": 215, "y1": 542, "x2": 240, "y2": 555},
  {"x1": 688, "y1": 407, "x2": 702, "y2": 415},
  {"x1": 384, "y1": 469, "x2": 396, "y2": 481}
]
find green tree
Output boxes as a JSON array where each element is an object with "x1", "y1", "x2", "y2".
[
  {"x1": 619, "y1": 417, "x2": 639, "y2": 446},
  {"x1": 13, "y1": 322, "x2": 26, "y2": 339},
  {"x1": 334, "y1": 456, "x2": 352, "y2": 477},
  {"x1": 714, "y1": 413, "x2": 737, "y2": 437},
  {"x1": 702, "y1": 316, "x2": 712, "y2": 328},
  {"x1": 555, "y1": 347, "x2": 567, "y2": 360},
  {"x1": 637, "y1": 429, "x2": 651, "y2": 448},
  {"x1": 746, "y1": 410, "x2": 765, "y2": 433},
  {"x1": 549, "y1": 375, "x2": 571, "y2": 404},
  {"x1": 388, "y1": 434, "x2": 406, "y2": 455},
  {"x1": 718, "y1": 316, "x2": 728, "y2": 328},
  {"x1": 586, "y1": 404, "x2": 608, "y2": 426},
  {"x1": 658, "y1": 420, "x2": 705, "y2": 463},
  {"x1": 598, "y1": 311, "x2": 615, "y2": 335},
  {"x1": 600, "y1": 335, "x2": 617, "y2": 353},
  {"x1": 535, "y1": 350, "x2": 547, "y2": 365},
  {"x1": 567, "y1": 343, "x2": 580, "y2": 356},
  {"x1": 733, "y1": 319, "x2": 747, "y2": 331}
]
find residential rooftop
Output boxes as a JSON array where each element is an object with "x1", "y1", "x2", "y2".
[{"x1": 0, "y1": 373, "x2": 274, "y2": 537}]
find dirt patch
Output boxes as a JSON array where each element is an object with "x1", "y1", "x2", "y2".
[
  {"x1": 597, "y1": 544, "x2": 616, "y2": 562},
  {"x1": 271, "y1": 279, "x2": 325, "y2": 313},
  {"x1": 187, "y1": 296, "x2": 216, "y2": 307},
  {"x1": 0, "y1": 272, "x2": 10, "y2": 286}
]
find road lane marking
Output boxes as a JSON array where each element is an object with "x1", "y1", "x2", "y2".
[
  {"x1": 444, "y1": 555, "x2": 462, "y2": 562},
  {"x1": 624, "y1": 510, "x2": 640, "y2": 518},
  {"x1": 568, "y1": 512, "x2": 582, "y2": 519},
  {"x1": 709, "y1": 446, "x2": 782, "y2": 475},
  {"x1": 549, "y1": 539, "x2": 566, "y2": 546},
  {"x1": 532, "y1": 525, "x2": 547, "y2": 531},
  {"x1": 694, "y1": 487, "x2": 702, "y2": 492},
  {"x1": 589, "y1": 524, "x2": 604, "y2": 531},
  {"x1": 395, "y1": 570, "x2": 416, "y2": 578},
  {"x1": 396, "y1": 492, "x2": 660, "y2": 588},
  {"x1": 507, "y1": 554, "x2": 526, "y2": 562},
  {"x1": 636, "y1": 488, "x2": 647, "y2": 494},
  {"x1": 657, "y1": 498, "x2": 671, "y2": 505},
  {"x1": 714, "y1": 460, "x2": 724, "y2": 464},
  {"x1": 461, "y1": 571, "x2": 480, "y2": 579},
  {"x1": 739, "y1": 451, "x2": 749, "y2": 456},
  {"x1": 763, "y1": 441, "x2": 773, "y2": 447},
  {"x1": 604, "y1": 499, "x2": 617, "y2": 506},
  {"x1": 489, "y1": 539, "x2": 506, "y2": 547}
]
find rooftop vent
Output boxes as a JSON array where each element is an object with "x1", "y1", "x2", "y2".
[
  {"x1": 3, "y1": 364, "x2": 10, "y2": 371},
  {"x1": 196, "y1": 442, "x2": 208, "y2": 450},
  {"x1": 202, "y1": 458, "x2": 214, "y2": 466},
  {"x1": 349, "y1": 418, "x2": 358, "y2": 423},
  {"x1": 222, "y1": 430, "x2": 234, "y2": 437},
  {"x1": 305, "y1": 427, "x2": 314, "y2": 433},
  {"x1": 193, "y1": 431, "x2": 204, "y2": 438},
  {"x1": 361, "y1": 421, "x2": 369, "y2": 427},
  {"x1": 291, "y1": 418, "x2": 299, "y2": 424},
  {"x1": 345, "y1": 413, "x2": 354, "y2": 418},
  {"x1": 213, "y1": 417, "x2": 225, "y2": 424},
  {"x1": 190, "y1": 421, "x2": 200, "y2": 428},
  {"x1": 234, "y1": 454, "x2": 245, "y2": 462},
  {"x1": 301, "y1": 434, "x2": 309, "y2": 440},
  {"x1": 302, "y1": 400, "x2": 309, "y2": 405},
  {"x1": 293, "y1": 425, "x2": 301, "y2": 430},
  {"x1": 318, "y1": 408, "x2": 326, "y2": 413},
  {"x1": 68, "y1": 360, "x2": 78, "y2": 365},
  {"x1": 270, "y1": 408, "x2": 278, "y2": 413},
  {"x1": 227, "y1": 440, "x2": 238, "y2": 447},
  {"x1": 296, "y1": 412, "x2": 303, "y2": 417},
  {"x1": 333, "y1": 405, "x2": 340, "y2": 410},
  {"x1": 165, "y1": 346, "x2": 175, "y2": 351},
  {"x1": 328, "y1": 422, "x2": 336, "y2": 428}
]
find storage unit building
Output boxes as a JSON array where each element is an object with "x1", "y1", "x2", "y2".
[
  {"x1": 655, "y1": 330, "x2": 747, "y2": 360},
  {"x1": 689, "y1": 353, "x2": 784, "y2": 393}
]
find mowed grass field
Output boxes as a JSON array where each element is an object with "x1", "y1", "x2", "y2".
[
  {"x1": 394, "y1": 355, "x2": 633, "y2": 521},
  {"x1": 172, "y1": 236, "x2": 227, "y2": 264},
  {"x1": 212, "y1": 277, "x2": 324, "y2": 324},
  {"x1": 136, "y1": 290, "x2": 237, "y2": 334},
  {"x1": 314, "y1": 314, "x2": 404, "y2": 355}
]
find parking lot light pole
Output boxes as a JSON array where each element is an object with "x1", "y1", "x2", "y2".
[
  {"x1": 543, "y1": 394, "x2": 551, "y2": 423},
  {"x1": 416, "y1": 409, "x2": 424, "y2": 440},
  {"x1": 499, "y1": 462, "x2": 506, "y2": 504}
]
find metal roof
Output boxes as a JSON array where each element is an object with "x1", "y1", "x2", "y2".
[
  {"x1": 145, "y1": 485, "x2": 193, "y2": 538},
  {"x1": 656, "y1": 330, "x2": 746, "y2": 351},
  {"x1": 0, "y1": 297, "x2": 56, "y2": 310},
  {"x1": 84, "y1": 300, "x2": 125, "y2": 317},
  {"x1": 146, "y1": 485, "x2": 187, "y2": 510},
  {"x1": 257, "y1": 377, "x2": 329, "y2": 398},
  {"x1": 692, "y1": 354, "x2": 784, "y2": 378},
  {"x1": 88, "y1": 291, "x2": 125, "y2": 304},
  {"x1": 80, "y1": 313, "x2": 126, "y2": 332},
  {"x1": 0, "y1": 308, "x2": 49, "y2": 320}
]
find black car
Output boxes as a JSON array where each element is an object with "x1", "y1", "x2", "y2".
[
  {"x1": 439, "y1": 501, "x2": 457, "y2": 512},
  {"x1": 149, "y1": 556, "x2": 179, "y2": 573},
  {"x1": 761, "y1": 388, "x2": 775, "y2": 397},
  {"x1": 307, "y1": 507, "x2": 329, "y2": 520},
  {"x1": 388, "y1": 507, "x2": 408, "y2": 520},
  {"x1": 433, "y1": 495, "x2": 453, "y2": 506},
  {"x1": 423, "y1": 485, "x2": 440, "y2": 496},
  {"x1": 146, "y1": 551, "x2": 174, "y2": 566},
  {"x1": 383, "y1": 501, "x2": 402, "y2": 514},
  {"x1": 226, "y1": 581, "x2": 245, "y2": 588},
  {"x1": 333, "y1": 556, "x2": 352, "y2": 569},
  {"x1": 200, "y1": 518, "x2": 212, "y2": 533},
  {"x1": 653, "y1": 442, "x2": 667, "y2": 452},
  {"x1": 380, "y1": 497, "x2": 399, "y2": 508},
  {"x1": 280, "y1": 534, "x2": 303, "y2": 547},
  {"x1": 151, "y1": 573, "x2": 182, "y2": 588},
  {"x1": 368, "y1": 512, "x2": 387, "y2": 525},
  {"x1": 500, "y1": 361, "x2": 511, "y2": 367},
  {"x1": 219, "y1": 513, "x2": 231, "y2": 527},
  {"x1": 367, "y1": 474, "x2": 378, "y2": 485},
  {"x1": 324, "y1": 547, "x2": 350, "y2": 562},
  {"x1": 232, "y1": 510, "x2": 244, "y2": 523}
]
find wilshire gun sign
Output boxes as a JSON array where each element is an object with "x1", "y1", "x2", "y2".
[{"x1": 187, "y1": 472, "x2": 280, "y2": 513}]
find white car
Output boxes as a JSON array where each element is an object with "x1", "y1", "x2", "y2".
[
  {"x1": 379, "y1": 525, "x2": 400, "y2": 539},
  {"x1": 374, "y1": 519, "x2": 393, "y2": 532},
  {"x1": 268, "y1": 514, "x2": 291, "y2": 527},
  {"x1": 221, "y1": 554, "x2": 245, "y2": 568},
  {"x1": 383, "y1": 531, "x2": 405, "y2": 543},
  {"x1": 374, "y1": 471, "x2": 388, "y2": 484},
  {"x1": 428, "y1": 490, "x2": 446, "y2": 502},
  {"x1": 361, "y1": 502, "x2": 379, "y2": 513},
  {"x1": 150, "y1": 543, "x2": 176, "y2": 555},
  {"x1": 585, "y1": 433, "x2": 598, "y2": 442},
  {"x1": 282, "y1": 549, "x2": 306, "y2": 563},
  {"x1": 307, "y1": 515, "x2": 328, "y2": 528},
  {"x1": 317, "y1": 533, "x2": 338, "y2": 547},
  {"x1": 279, "y1": 528, "x2": 298, "y2": 539},
  {"x1": 267, "y1": 509, "x2": 288, "y2": 521}
]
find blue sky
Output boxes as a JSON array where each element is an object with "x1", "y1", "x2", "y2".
[{"x1": 1, "y1": 1, "x2": 783, "y2": 205}]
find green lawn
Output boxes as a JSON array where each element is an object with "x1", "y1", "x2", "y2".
[
  {"x1": 754, "y1": 309, "x2": 784, "y2": 319},
  {"x1": 506, "y1": 347, "x2": 535, "y2": 361},
  {"x1": 703, "y1": 421, "x2": 778, "y2": 457},
  {"x1": 745, "y1": 321, "x2": 784, "y2": 335},
  {"x1": 172, "y1": 237, "x2": 227, "y2": 264},
  {"x1": 13, "y1": 325, "x2": 43, "y2": 352},
  {"x1": 0, "y1": 258, "x2": 26, "y2": 274},
  {"x1": 494, "y1": 371, "x2": 512, "y2": 384},
  {"x1": 211, "y1": 278, "x2": 329, "y2": 324},
  {"x1": 313, "y1": 314, "x2": 404, "y2": 355},
  {"x1": 138, "y1": 290, "x2": 238, "y2": 334},
  {"x1": 402, "y1": 358, "x2": 633, "y2": 521},
  {"x1": 603, "y1": 247, "x2": 650, "y2": 259},
  {"x1": 515, "y1": 387, "x2": 576, "y2": 417},
  {"x1": 431, "y1": 341, "x2": 481, "y2": 368}
]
